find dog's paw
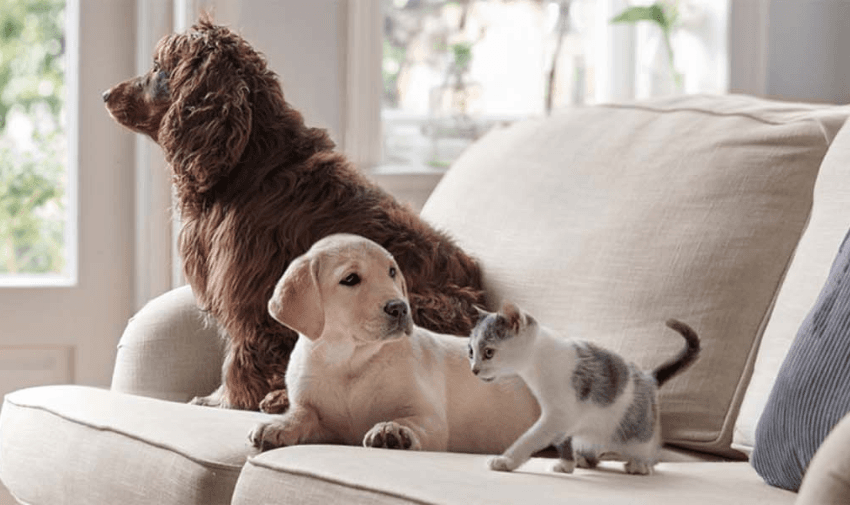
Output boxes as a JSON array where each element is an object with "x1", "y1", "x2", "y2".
[
  {"x1": 487, "y1": 455, "x2": 519, "y2": 472},
  {"x1": 189, "y1": 395, "x2": 223, "y2": 408},
  {"x1": 363, "y1": 422, "x2": 419, "y2": 450},
  {"x1": 249, "y1": 420, "x2": 294, "y2": 451},
  {"x1": 189, "y1": 385, "x2": 232, "y2": 409},
  {"x1": 259, "y1": 389, "x2": 290, "y2": 414}
]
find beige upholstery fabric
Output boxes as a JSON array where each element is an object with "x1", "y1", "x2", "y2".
[
  {"x1": 733, "y1": 120, "x2": 850, "y2": 455},
  {"x1": 797, "y1": 412, "x2": 850, "y2": 505},
  {"x1": 0, "y1": 385, "x2": 266, "y2": 505},
  {"x1": 111, "y1": 285, "x2": 225, "y2": 402},
  {"x1": 232, "y1": 445, "x2": 795, "y2": 505},
  {"x1": 421, "y1": 94, "x2": 850, "y2": 458}
]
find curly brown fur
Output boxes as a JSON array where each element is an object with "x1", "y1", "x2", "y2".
[{"x1": 102, "y1": 15, "x2": 485, "y2": 411}]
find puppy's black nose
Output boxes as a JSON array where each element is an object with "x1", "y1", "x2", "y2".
[
  {"x1": 384, "y1": 299, "x2": 408, "y2": 319},
  {"x1": 101, "y1": 90, "x2": 111, "y2": 102}
]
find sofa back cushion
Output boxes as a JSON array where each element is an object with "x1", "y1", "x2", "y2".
[
  {"x1": 421, "y1": 94, "x2": 849, "y2": 458},
  {"x1": 732, "y1": 119, "x2": 850, "y2": 456}
]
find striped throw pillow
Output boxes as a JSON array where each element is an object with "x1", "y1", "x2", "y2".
[{"x1": 752, "y1": 229, "x2": 850, "y2": 491}]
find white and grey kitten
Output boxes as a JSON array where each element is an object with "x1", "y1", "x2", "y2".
[{"x1": 468, "y1": 302, "x2": 700, "y2": 475}]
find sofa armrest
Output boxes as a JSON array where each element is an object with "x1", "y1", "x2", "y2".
[
  {"x1": 110, "y1": 285, "x2": 225, "y2": 402},
  {"x1": 796, "y1": 411, "x2": 850, "y2": 505}
]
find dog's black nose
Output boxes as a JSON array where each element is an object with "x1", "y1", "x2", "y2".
[
  {"x1": 101, "y1": 90, "x2": 111, "y2": 102},
  {"x1": 384, "y1": 300, "x2": 408, "y2": 319}
]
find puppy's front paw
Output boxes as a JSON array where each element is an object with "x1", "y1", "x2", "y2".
[
  {"x1": 363, "y1": 422, "x2": 419, "y2": 450},
  {"x1": 487, "y1": 455, "x2": 519, "y2": 472},
  {"x1": 249, "y1": 420, "x2": 293, "y2": 451}
]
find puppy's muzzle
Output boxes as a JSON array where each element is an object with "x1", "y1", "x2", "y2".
[{"x1": 384, "y1": 299, "x2": 413, "y2": 335}]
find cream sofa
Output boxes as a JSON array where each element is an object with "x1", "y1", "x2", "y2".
[{"x1": 2, "y1": 94, "x2": 850, "y2": 504}]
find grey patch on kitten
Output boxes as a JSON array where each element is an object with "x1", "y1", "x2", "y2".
[
  {"x1": 615, "y1": 369, "x2": 657, "y2": 444},
  {"x1": 572, "y1": 342, "x2": 629, "y2": 406},
  {"x1": 474, "y1": 312, "x2": 515, "y2": 343}
]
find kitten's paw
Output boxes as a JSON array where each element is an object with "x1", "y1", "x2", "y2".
[
  {"x1": 551, "y1": 459, "x2": 576, "y2": 474},
  {"x1": 624, "y1": 460, "x2": 653, "y2": 475},
  {"x1": 576, "y1": 452, "x2": 599, "y2": 469},
  {"x1": 363, "y1": 422, "x2": 420, "y2": 450},
  {"x1": 487, "y1": 455, "x2": 519, "y2": 472}
]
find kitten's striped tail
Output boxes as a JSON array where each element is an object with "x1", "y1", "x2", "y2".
[{"x1": 653, "y1": 319, "x2": 701, "y2": 388}]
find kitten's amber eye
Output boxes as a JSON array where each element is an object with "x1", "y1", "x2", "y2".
[
  {"x1": 484, "y1": 348, "x2": 495, "y2": 360},
  {"x1": 340, "y1": 273, "x2": 361, "y2": 286}
]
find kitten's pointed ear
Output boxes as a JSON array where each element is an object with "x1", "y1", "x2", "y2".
[
  {"x1": 268, "y1": 254, "x2": 324, "y2": 340},
  {"x1": 499, "y1": 301, "x2": 524, "y2": 332},
  {"x1": 473, "y1": 305, "x2": 490, "y2": 324}
]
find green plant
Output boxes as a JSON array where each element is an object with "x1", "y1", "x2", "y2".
[
  {"x1": 0, "y1": 0, "x2": 66, "y2": 275},
  {"x1": 611, "y1": 1, "x2": 682, "y2": 89}
]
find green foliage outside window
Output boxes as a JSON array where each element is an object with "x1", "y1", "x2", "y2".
[{"x1": 0, "y1": 0, "x2": 66, "y2": 275}]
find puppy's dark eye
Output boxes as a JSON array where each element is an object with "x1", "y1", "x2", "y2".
[
  {"x1": 483, "y1": 348, "x2": 495, "y2": 360},
  {"x1": 389, "y1": 266, "x2": 397, "y2": 278},
  {"x1": 468, "y1": 345, "x2": 473, "y2": 359},
  {"x1": 340, "y1": 273, "x2": 361, "y2": 286}
]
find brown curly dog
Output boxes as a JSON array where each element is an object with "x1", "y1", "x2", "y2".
[{"x1": 102, "y1": 15, "x2": 485, "y2": 412}]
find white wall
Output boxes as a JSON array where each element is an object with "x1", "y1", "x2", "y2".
[
  {"x1": 730, "y1": 0, "x2": 850, "y2": 104},
  {"x1": 210, "y1": 1, "x2": 347, "y2": 144}
]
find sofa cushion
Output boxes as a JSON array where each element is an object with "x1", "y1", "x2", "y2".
[
  {"x1": 796, "y1": 412, "x2": 850, "y2": 505},
  {"x1": 112, "y1": 284, "x2": 225, "y2": 403},
  {"x1": 231, "y1": 445, "x2": 795, "y2": 505},
  {"x1": 421, "y1": 94, "x2": 850, "y2": 458},
  {"x1": 0, "y1": 385, "x2": 266, "y2": 505},
  {"x1": 733, "y1": 119, "x2": 850, "y2": 455},
  {"x1": 750, "y1": 228, "x2": 850, "y2": 491}
]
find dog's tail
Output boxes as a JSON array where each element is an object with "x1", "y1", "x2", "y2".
[{"x1": 653, "y1": 319, "x2": 701, "y2": 388}]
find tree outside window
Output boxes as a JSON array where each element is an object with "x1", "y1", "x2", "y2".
[{"x1": 0, "y1": 0, "x2": 67, "y2": 277}]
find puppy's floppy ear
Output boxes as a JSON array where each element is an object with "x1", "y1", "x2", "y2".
[
  {"x1": 160, "y1": 43, "x2": 252, "y2": 197},
  {"x1": 269, "y1": 255, "x2": 324, "y2": 340}
]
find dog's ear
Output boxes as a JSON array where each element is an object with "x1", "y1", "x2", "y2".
[
  {"x1": 269, "y1": 255, "x2": 324, "y2": 340},
  {"x1": 160, "y1": 46, "x2": 252, "y2": 199}
]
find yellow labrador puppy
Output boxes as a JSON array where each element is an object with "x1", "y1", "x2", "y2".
[{"x1": 249, "y1": 233, "x2": 539, "y2": 453}]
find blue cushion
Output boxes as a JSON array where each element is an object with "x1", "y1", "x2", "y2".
[{"x1": 752, "y1": 229, "x2": 850, "y2": 491}]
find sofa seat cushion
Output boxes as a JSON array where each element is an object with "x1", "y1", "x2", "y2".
[
  {"x1": 0, "y1": 385, "x2": 267, "y2": 505},
  {"x1": 421, "y1": 94, "x2": 850, "y2": 458},
  {"x1": 231, "y1": 445, "x2": 795, "y2": 505}
]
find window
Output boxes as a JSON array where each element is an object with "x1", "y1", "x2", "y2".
[
  {"x1": 0, "y1": 0, "x2": 73, "y2": 285},
  {"x1": 378, "y1": 0, "x2": 728, "y2": 173}
]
